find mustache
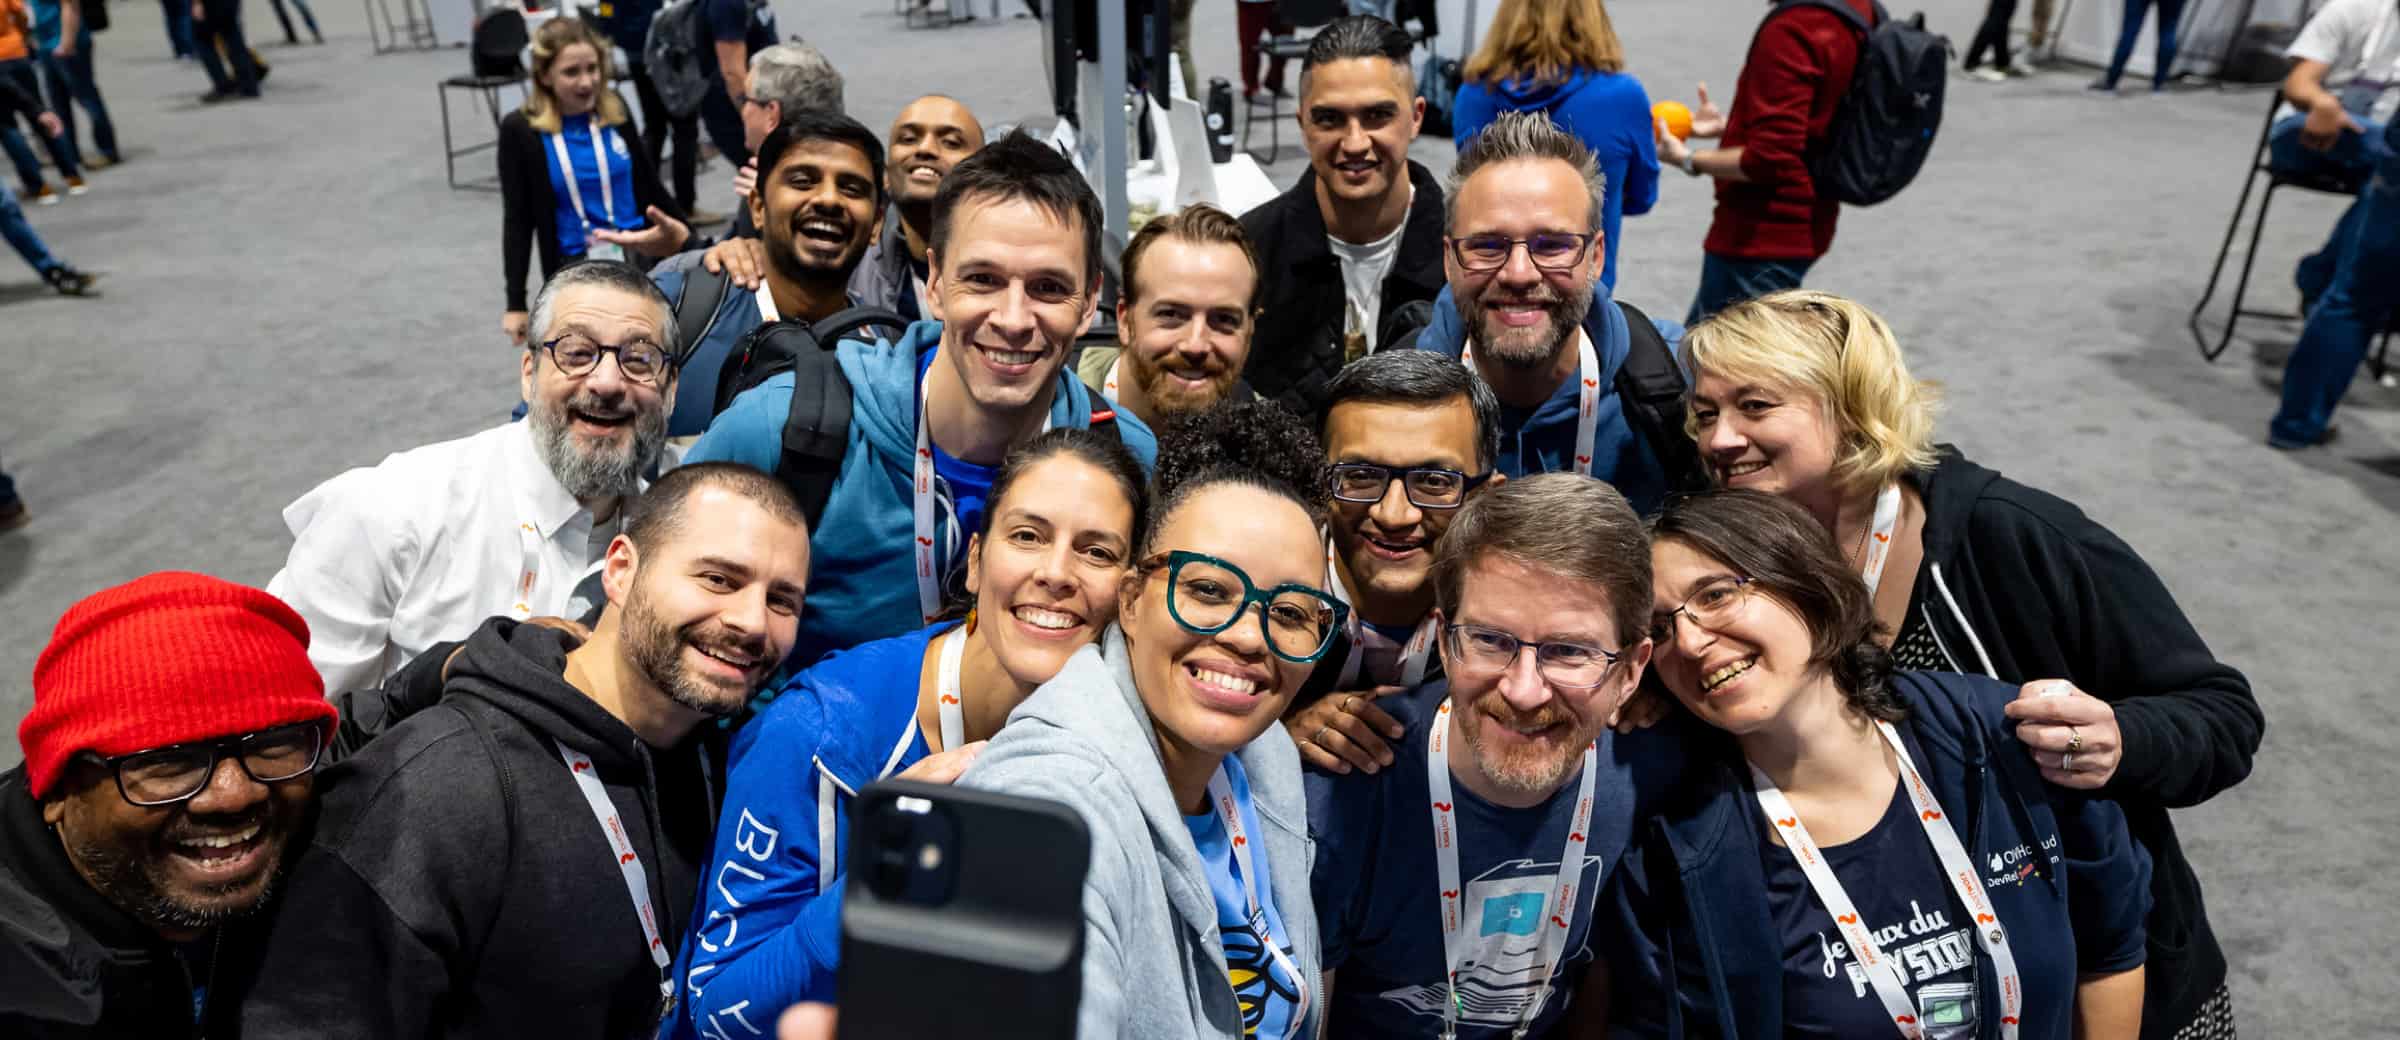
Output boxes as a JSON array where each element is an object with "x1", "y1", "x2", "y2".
[
  {"x1": 1471, "y1": 692, "x2": 1571, "y2": 732},
  {"x1": 163, "y1": 808, "x2": 276, "y2": 845}
]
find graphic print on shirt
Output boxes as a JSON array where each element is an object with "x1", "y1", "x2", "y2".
[
  {"x1": 1374, "y1": 853, "x2": 1600, "y2": 1028},
  {"x1": 1806, "y1": 899, "x2": 1980, "y2": 1039},
  {"x1": 1222, "y1": 904, "x2": 1306, "y2": 1036}
]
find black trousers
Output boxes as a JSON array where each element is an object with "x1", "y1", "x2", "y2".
[
  {"x1": 627, "y1": 64, "x2": 698, "y2": 211},
  {"x1": 1963, "y1": 0, "x2": 2019, "y2": 69},
  {"x1": 195, "y1": 0, "x2": 260, "y2": 95}
]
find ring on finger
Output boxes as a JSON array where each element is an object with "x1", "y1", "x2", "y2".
[
  {"x1": 1313, "y1": 726, "x2": 1331, "y2": 748},
  {"x1": 2061, "y1": 751, "x2": 2076, "y2": 772},
  {"x1": 1342, "y1": 695, "x2": 1356, "y2": 713},
  {"x1": 2066, "y1": 727, "x2": 2084, "y2": 754}
]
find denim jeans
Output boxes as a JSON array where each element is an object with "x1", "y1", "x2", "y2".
[
  {"x1": 194, "y1": 0, "x2": 261, "y2": 95},
  {"x1": 2102, "y1": 0, "x2": 2188, "y2": 89},
  {"x1": 0, "y1": 180, "x2": 63, "y2": 275},
  {"x1": 2268, "y1": 112, "x2": 2390, "y2": 301},
  {"x1": 39, "y1": 41, "x2": 118, "y2": 165},
  {"x1": 698, "y1": 81, "x2": 748, "y2": 167},
  {"x1": 161, "y1": 0, "x2": 197, "y2": 55},
  {"x1": 0, "y1": 59, "x2": 76, "y2": 181},
  {"x1": 2270, "y1": 120, "x2": 2400, "y2": 446},
  {"x1": 1687, "y1": 253, "x2": 1814, "y2": 326}
]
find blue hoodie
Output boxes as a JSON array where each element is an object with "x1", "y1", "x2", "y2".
[
  {"x1": 1452, "y1": 70, "x2": 1660, "y2": 290},
  {"x1": 663, "y1": 624, "x2": 951, "y2": 1040},
  {"x1": 1413, "y1": 285, "x2": 1677, "y2": 514},
  {"x1": 1602, "y1": 671, "x2": 2153, "y2": 1038},
  {"x1": 683, "y1": 320, "x2": 1157, "y2": 666}
]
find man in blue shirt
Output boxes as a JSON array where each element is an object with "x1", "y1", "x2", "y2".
[
  {"x1": 683, "y1": 131, "x2": 1157, "y2": 667},
  {"x1": 1406, "y1": 110, "x2": 1702, "y2": 515},
  {"x1": 697, "y1": 0, "x2": 776, "y2": 168},
  {"x1": 27, "y1": 0, "x2": 115, "y2": 169},
  {"x1": 1307, "y1": 474, "x2": 1682, "y2": 1039}
]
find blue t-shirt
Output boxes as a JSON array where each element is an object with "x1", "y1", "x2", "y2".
[
  {"x1": 1763, "y1": 780, "x2": 1982, "y2": 1039},
  {"x1": 543, "y1": 114, "x2": 641, "y2": 260},
  {"x1": 1308, "y1": 686, "x2": 1682, "y2": 1039},
  {"x1": 1184, "y1": 756, "x2": 1305, "y2": 1039},
  {"x1": 916, "y1": 348, "x2": 998, "y2": 567},
  {"x1": 27, "y1": 0, "x2": 62, "y2": 52},
  {"x1": 699, "y1": 0, "x2": 777, "y2": 78}
]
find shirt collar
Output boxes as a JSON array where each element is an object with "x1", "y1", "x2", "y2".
[{"x1": 505, "y1": 420, "x2": 595, "y2": 539}]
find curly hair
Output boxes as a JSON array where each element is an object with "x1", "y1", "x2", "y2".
[
  {"x1": 1143, "y1": 399, "x2": 1328, "y2": 557},
  {"x1": 1647, "y1": 489, "x2": 1907, "y2": 724}
]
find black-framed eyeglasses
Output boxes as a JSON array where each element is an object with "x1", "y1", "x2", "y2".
[
  {"x1": 537, "y1": 334, "x2": 674, "y2": 385},
  {"x1": 1137, "y1": 550, "x2": 1349, "y2": 663},
  {"x1": 75, "y1": 721, "x2": 329, "y2": 808},
  {"x1": 1328, "y1": 463, "x2": 1494, "y2": 510},
  {"x1": 1444, "y1": 232, "x2": 1596, "y2": 273},
  {"x1": 1442, "y1": 623, "x2": 1623, "y2": 690},
  {"x1": 1648, "y1": 575, "x2": 1755, "y2": 643}
]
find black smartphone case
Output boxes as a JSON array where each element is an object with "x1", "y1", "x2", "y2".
[{"x1": 838, "y1": 778, "x2": 1090, "y2": 1039}]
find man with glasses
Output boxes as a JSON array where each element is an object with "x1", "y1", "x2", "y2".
[
  {"x1": 1307, "y1": 474, "x2": 1684, "y2": 1040},
  {"x1": 1404, "y1": 110, "x2": 1705, "y2": 514},
  {"x1": 1282, "y1": 350, "x2": 1502, "y2": 776},
  {"x1": 1239, "y1": 15, "x2": 1447, "y2": 417},
  {"x1": 269, "y1": 260, "x2": 680, "y2": 694},
  {"x1": 242, "y1": 463, "x2": 813, "y2": 1040},
  {"x1": 2, "y1": 572, "x2": 338, "y2": 1035}
]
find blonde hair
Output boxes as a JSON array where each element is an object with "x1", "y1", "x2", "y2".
[
  {"x1": 1680, "y1": 290, "x2": 1943, "y2": 499},
  {"x1": 1463, "y1": 0, "x2": 1626, "y2": 85},
  {"x1": 524, "y1": 17, "x2": 629, "y2": 134}
]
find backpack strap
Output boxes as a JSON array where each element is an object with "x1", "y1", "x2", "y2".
[
  {"x1": 1086, "y1": 409, "x2": 1123, "y2": 446},
  {"x1": 810, "y1": 305, "x2": 912, "y2": 349},
  {"x1": 671, "y1": 266, "x2": 732, "y2": 368},
  {"x1": 775, "y1": 347, "x2": 855, "y2": 530},
  {"x1": 1776, "y1": 0, "x2": 1873, "y2": 33},
  {"x1": 1612, "y1": 300, "x2": 1712, "y2": 497}
]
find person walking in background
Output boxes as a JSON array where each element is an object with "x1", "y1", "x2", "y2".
[
  {"x1": 1960, "y1": 0, "x2": 2029, "y2": 81},
  {"x1": 157, "y1": 0, "x2": 193, "y2": 56},
  {"x1": 192, "y1": 0, "x2": 261, "y2": 101},
  {"x1": 0, "y1": 454, "x2": 20, "y2": 530},
  {"x1": 697, "y1": 0, "x2": 776, "y2": 167},
  {"x1": 0, "y1": 74, "x2": 96, "y2": 293},
  {"x1": 262, "y1": 0, "x2": 321, "y2": 45},
  {"x1": 1236, "y1": 0, "x2": 1290, "y2": 102},
  {"x1": 2091, "y1": 0, "x2": 2189, "y2": 93},
  {"x1": 30, "y1": 0, "x2": 120, "y2": 168},
  {"x1": 1449, "y1": 0, "x2": 1657, "y2": 291},
  {"x1": 0, "y1": 0, "x2": 82, "y2": 202},
  {"x1": 596, "y1": 0, "x2": 706, "y2": 222},
  {"x1": 1651, "y1": 0, "x2": 1875, "y2": 325}
]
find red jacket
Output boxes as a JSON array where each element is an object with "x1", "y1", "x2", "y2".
[{"x1": 1705, "y1": 0, "x2": 1872, "y2": 261}]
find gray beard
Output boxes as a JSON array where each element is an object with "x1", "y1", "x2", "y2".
[{"x1": 529, "y1": 395, "x2": 665, "y2": 501}]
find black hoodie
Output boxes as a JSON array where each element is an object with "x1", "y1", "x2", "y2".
[
  {"x1": 241, "y1": 618, "x2": 718, "y2": 1040},
  {"x1": 1905, "y1": 447, "x2": 2263, "y2": 1038}
]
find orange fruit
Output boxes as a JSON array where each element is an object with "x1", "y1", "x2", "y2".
[{"x1": 1652, "y1": 100, "x2": 1693, "y2": 141}]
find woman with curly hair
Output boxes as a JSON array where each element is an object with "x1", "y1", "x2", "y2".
[
  {"x1": 964, "y1": 399, "x2": 1337, "y2": 1039},
  {"x1": 1607, "y1": 489, "x2": 2152, "y2": 1038}
]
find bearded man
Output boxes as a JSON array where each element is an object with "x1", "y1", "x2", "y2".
[
  {"x1": 242, "y1": 462, "x2": 813, "y2": 1040},
  {"x1": 1078, "y1": 202, "x2": 1261, "y2": 429},
  {"x1": 270, "y1": 260, "x2": 680, "y2": 693}
]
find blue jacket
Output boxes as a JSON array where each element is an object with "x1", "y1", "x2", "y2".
[
  {"x1": 683, "y1": 320, "x2": 1157, "y2": 666},
  {"x1": 663, "y1": 625, "x2": 948, "y2": 1039},
  {"x1": 1413, "y1": 285, "x2": 1678, "y2": 514},
  {"x1": 1603, "y1": 671, "x2": 2153, "y2": 1039},
  {"x1": 1452, "y1": 69, "x2": 1660, "y2": 291}
]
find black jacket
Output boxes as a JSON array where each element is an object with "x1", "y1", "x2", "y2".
[
  {"x1": 0, "y1": 649, "x2": 452, "y2": 1039},
  {"x1": 241, "y1": 618, "x2": 720, "y2": 1040},
  {"x1": 1904, "y1": 447, "x2": 2262, "y2": 1037},
  {"x1": 500, "y1": 103, "x2": 683, "y2": 312},
  {"x1": 1238, "y1": 160, "x2": 1447, "y2": 417}
]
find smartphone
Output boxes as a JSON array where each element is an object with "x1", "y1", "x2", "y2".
[{"x1": 836, "y1": 779, "x2": 1089, "y2": 1039}]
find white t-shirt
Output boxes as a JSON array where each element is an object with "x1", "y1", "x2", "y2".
[
  {"x1": 1330, "y1": 217, "x2": 1407, "y2": 360},
  {"x1": 2285, "y1": 0, "x2": 2400, "y2": 124}
]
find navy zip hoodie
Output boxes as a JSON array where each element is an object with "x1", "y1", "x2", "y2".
[
  {"x1": 1902, "y1": 447, "x2": 2261, "y2": 1036},
  {"x1": 1604, "y1": 671, "x2": 2152, "y2": 1038}
]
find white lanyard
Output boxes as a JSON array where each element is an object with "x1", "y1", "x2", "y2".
[
  {"x1": 1205, "y1": 767, "x2": 1310, "y2": 1040},
  {"x1": 1323, "y1": 540, "x2": 1437, "y2": 688},
  {"x1": 934, "y1": 624, "x2": 968, "y2": 751},
  {"x1": 1101, "y1": 356, "x2": 1123, "y2": 401},
  {"x1": 1748, "y1": 723, "x2": 2023, "y2": 1040},
  {"x1": 513, "y1": 521, "x2": 543, "y2": 619},
  {"x1": 1425, "y1": 698, "x2": 1597, "y2": 1040},
  {"x1": 755, "y1": 283, "x2": 782, "y2": 324},
  {"x1": 549, "y1": 121, "x2": 619, "y2": 239},
  {"x1": 553, "y1": 741, "x2": 675, "y2": 1016},
  {"x1": 911, "y1": 371, "x2": 1053, "y2": 623},
  {"x1": 1858, "y1": 483, "x2": 1903, "y2": 596},
  {"x1": 1462, "y1": 328, "x2": 1600, "y2": 476}
]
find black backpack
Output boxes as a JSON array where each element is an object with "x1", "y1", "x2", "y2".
[
  {"x1": 1771, "y1": 0, "x2": 1948, "y2": 207},
  {"x1": 643, "y1": 0, "x2": 715, "y2": 119},
  {"x1": 703, "y1": 306, "x2": 910, "y2": 527}
]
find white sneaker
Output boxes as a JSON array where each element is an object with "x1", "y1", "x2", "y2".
[{"x1": 1965, "y1": 66, "x2": 2008, "y2": 83}]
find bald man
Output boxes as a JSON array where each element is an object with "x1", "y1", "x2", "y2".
[{"x1": 848, "y1": 94, "x2": 985, "y2": 319}]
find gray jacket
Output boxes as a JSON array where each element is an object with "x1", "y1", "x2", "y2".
[
  {"x1": 961, "y1": 628, "x2": 1323, "y2": 1039},
  {"x1": 845, "y1": 205, "x2": 919, "y2": 319}
]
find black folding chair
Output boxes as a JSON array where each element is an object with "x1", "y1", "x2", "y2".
[
  {"x1": 2188, "y1": 90, "x2": 2386, "y2": 362},
  {"x1": 438, "y1": 9, "x2": 528, "y2": 192},
  {"x1": 1240, "y1": 0, "x2": 1346, "y2": 164}
]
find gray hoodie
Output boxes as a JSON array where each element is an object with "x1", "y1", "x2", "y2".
[{"x1": 961, "y1": 628, "x2": 1323, "y2": 1039}]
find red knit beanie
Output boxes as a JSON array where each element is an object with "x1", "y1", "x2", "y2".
[{"x1": 21, "y1": 572, "x2": 335, "y2": 800}]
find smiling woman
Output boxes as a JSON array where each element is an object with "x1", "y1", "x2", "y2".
[
  {"x1": 962, "y1": 399, "x2": 1334, "y2": 1039},
  {"x1": 660, "y1": 428, "x2": 1149, "y2": 1038}
]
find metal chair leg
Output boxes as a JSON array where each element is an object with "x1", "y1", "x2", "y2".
[
  {"x1": 2191, "y1": 165, "x2": 2265, "y2": 361},
  {"x1": 440, "y1": 82, "x2": 457, "y2": 189},
  {"x1": 2212, "y1": 182, "x2": 2282, "y2": 362}
]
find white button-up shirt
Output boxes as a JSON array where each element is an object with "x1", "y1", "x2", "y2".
[{"x1": 268, "y1": 422, "x2": 625, "y2": 694}]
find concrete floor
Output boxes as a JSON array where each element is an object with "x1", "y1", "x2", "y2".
[{"x1": 2, "y1": 0, "x2": 2393, "y2": 1032}]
